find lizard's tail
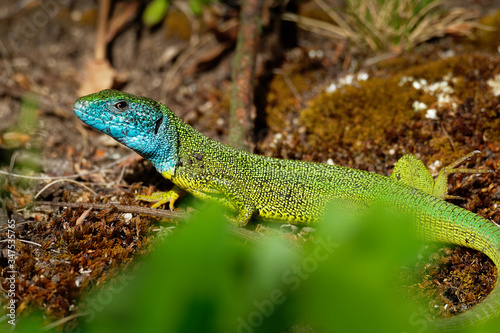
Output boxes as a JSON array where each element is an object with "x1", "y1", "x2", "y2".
[{"x1": 418, "y1": 202, "x2": 500, "y2": 331}]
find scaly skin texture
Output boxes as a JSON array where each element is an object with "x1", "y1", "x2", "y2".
[{"x1": 74, "y1": 89, "x2": 500, "y2": 331}]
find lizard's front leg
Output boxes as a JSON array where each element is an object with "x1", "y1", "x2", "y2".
[{"x1": 136, "y1": 185, "x2": 185, "y2": 210}]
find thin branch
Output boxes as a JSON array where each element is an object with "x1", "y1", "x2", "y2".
[
  {"x1": 35, "y1": 179, "x2": 98, "y2": 199},
  {"x1": 32, "y1": 201, "x2": 264, "y2": 243},
  {"x1": 32, "y1": 201, "x2": 187, "y2": 220},
  {"x1": 42, "y1": 312, "x2": 91, "y2": 331},
  {"x1": 228, "y1": 0, "x2": 263, "y2": 152},
  {"x1": 0, "y1": 239, "x2": 41, "y2": 246}
]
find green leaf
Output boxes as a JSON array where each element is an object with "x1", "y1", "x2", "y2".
[
  {"x1": 79, "y1": 204, "x2": 298, "y2": 333},
  {"x1": 142, "y1": 0, "x2": 170, "y2": 26},
  {"x1": 295, "y1": 205, "x2": 424, "y2": 332}
]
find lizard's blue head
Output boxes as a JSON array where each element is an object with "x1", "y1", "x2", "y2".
[{"x1": 73, "y1": 89, "x2": 178, "y2": 174}]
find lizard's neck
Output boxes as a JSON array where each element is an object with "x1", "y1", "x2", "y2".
[
  {"x1": 155, "y1": 109, "x2": 255, "y2": 180},
  {"x1": 149, "y1": 109, "x2": 228, "y2": 179},
  {"x1": 145, "y1": 111, "x2": 181, "y2": 176},
  {"x1": 174, "y1": 117, "x2": 221, "y2": 160}
]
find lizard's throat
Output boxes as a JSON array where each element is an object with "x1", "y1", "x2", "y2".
[
  {"x1": 122, "y1": 132, "x2": 179, "y2": 177},
  {"x1": 145, "y1": 140, "x2": 178, "y2": 176}
]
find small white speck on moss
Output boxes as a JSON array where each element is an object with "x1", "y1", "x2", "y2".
[
  {"x1": 425, "y1": 109, "x2": 437, "y2": 119},
  {"x1": 357, "y1": 72, "x2": 369, "y2": 81},
  {"x1": 398, "y1": 76, "x2": 414, "y2": 86},
  {"x1": 269, "y1": 133, "x2": 283, "y2": 149},
  {"x1": 487, "y1": 74, "x2": 500, "y2": 96},
  {"x1": 412, "y1": 101, "x2": 427, "y2": 112},
  {"x1": 429, "y1": 160, "x2": 443, "y2": 175},
  {"x1": 326, "y1": 83, "x2": 338, "y2": 93},
  {"x1": 412, "y1": 79, "x2": 427, "y2": 90},
  {"x1": 325, "y1": 72, "x2": 369, "y2": 93},
  {"x1": 122, "y1": 213, "x2": 133, "y2": 223}
]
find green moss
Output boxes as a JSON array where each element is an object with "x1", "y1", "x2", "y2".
[
  {"x1": 299, "y1": 53, "x2": 500, "y2": 164},
  {"x1": 405, "y1": 245, "x2": 497, "y2": 319},
  {"x1": 477, "y1": 8, "x2": 500, "y2": 51},
  {"x1": 300, "y1": 76, "x2": 422, "y2": 153},
  {"x1": 266, "y1": 60, "x2": 316, "y2": 134}
]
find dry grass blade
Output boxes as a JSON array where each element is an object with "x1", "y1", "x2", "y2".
[
  {"x1": 406, "y1": 0, "x2": 443, "y2": 32},
  {"x1": 408, "y1": 7, "x2": 486, "y2": 45},
  {"x1": 314, "y1": 0, "x2": 358, "y2": 39},
  {"x1": 288, "y1": 0, "x2": 488, "y2": 52},
  {"x1": 281, "y1": 12, "x2": 355, "y2": 40}
]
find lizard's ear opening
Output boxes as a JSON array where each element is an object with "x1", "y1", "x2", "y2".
[{"x1": 154, "y1": 116, "x2": 163, "y2": 135}]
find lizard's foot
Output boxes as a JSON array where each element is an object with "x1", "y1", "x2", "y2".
[
  {"x1": 226, "y1": 206, "x2": 254, "y2": 227},
  {"x1": 136, "y1": 186, "x2": 184, "y2": 210},
  {"x1": 434, "y1": 150, "x2": 495, "y2": 200},
  {"x1": 391, "y1": 151, "x2": 494, "y2": 200}
]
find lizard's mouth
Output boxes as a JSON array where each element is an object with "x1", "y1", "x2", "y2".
[{"x1": 73, "y1": 99, "x2": 114, "y2": 135}]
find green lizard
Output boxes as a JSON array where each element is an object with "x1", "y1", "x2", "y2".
[{"x1": 73, "y1": 89, "x2": 499, "y2": 330}]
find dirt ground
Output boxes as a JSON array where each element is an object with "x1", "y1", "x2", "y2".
[{"x1": 1, "y1": 0, "x2": 500, "y2": 332}]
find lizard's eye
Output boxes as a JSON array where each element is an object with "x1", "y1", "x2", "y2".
[{"x1": 114, "y1": 101, "x2": 128, "y2": 110}]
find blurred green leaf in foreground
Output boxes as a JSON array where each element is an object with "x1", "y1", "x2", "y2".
[{"x1": 9, "y1": 202, "x2": 500, "y2": 332}]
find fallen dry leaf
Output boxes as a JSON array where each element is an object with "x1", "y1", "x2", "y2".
[{"x1": 77, "y1": 59, "x2": 117, "y2": 96}]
